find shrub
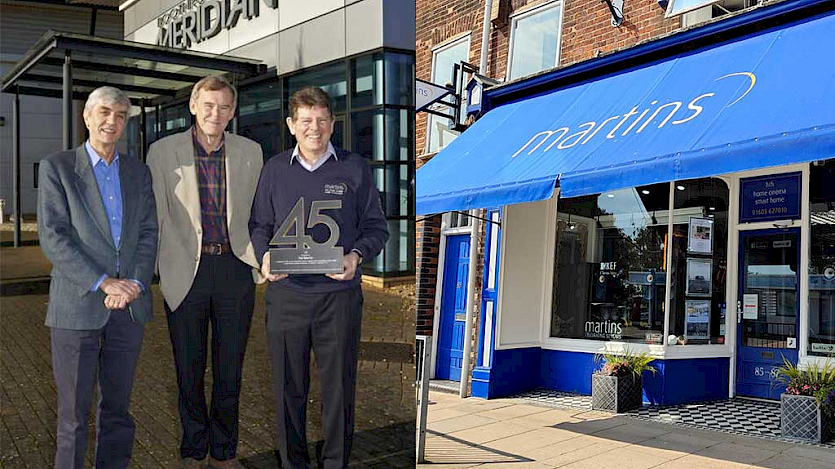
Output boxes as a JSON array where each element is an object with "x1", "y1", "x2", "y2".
[{"x1": 595, "y1": 348, "x2": 657, "y2": 378}]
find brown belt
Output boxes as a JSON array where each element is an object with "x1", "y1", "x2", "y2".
[{"x1": 201, "y1": 242, "x2": 232, "y2": 255}]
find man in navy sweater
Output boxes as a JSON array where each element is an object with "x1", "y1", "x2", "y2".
[{"x1": 249, "y1": 86, "x2": 388, "y2": 469}]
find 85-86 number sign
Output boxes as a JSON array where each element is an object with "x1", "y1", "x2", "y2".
[{"x1": 269, "y1": 197, "x2": 344, "y2": 274}]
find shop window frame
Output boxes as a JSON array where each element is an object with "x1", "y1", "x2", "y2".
[{"x1": 541, "y1": 179, "x2": 735, "y2": 356}]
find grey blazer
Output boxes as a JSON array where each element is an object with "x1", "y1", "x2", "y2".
[{"x1": 37, "y1": 145, "x2": 158, "y2": 329}]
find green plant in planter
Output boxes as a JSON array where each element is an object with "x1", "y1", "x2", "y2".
[
  {"x1": 594, "y1": 348, "x2": 658, "y2": 378},
  {"x1": 776, "y1": 356, "x2": 835, "y2": 398}
]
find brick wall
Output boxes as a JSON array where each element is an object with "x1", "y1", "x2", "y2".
[{"x1": 415, "y1": 0, "x2": 682, "y2": 384}]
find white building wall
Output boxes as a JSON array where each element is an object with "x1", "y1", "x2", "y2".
[
  {"x1": 496, "y1": 198, "x2": 552, "y2": 349},
  {"x1": 124, "y1": 0, "x2": 415, "y2": 72}
]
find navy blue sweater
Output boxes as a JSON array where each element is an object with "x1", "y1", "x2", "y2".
[{"x1": 249, "y1": 148, "x2": 389, "y2": 293}]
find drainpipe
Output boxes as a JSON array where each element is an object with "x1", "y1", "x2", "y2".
[
  {"x1": 460, "y1": 210, "x2": 483, "y2": 398},
  {"x1": 479, "y1": 0, "x2": 493, "y2": 73}
]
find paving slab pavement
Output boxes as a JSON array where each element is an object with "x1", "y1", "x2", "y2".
[
  {"x1": 419, "y1": 391, "x2": 835, "y2": 469},
  {"x1": 1, "y1": 282, "x2": 416, "y2": 468}
]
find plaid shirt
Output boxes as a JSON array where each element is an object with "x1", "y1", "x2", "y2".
[{"x1": 192, "y1": 127, "x2": 229, "y2": 244}]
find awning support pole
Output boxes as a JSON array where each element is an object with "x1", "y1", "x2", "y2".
[
  {"x1": 13, "y1": 87, "x2": 21, "y2": 248},
  {"x1": 460, "y1": 209, "x2": 482, "y2": 398},
  {"x1": 63, "y1": 51, "x2": 73, "y2": 150}
]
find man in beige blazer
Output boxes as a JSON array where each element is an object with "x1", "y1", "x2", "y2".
[{"x1": 147, "y1": 75, "x2": 262, "y2": 469}]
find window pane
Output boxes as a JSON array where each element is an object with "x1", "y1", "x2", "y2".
[
  {"x1": 351, "y1": 110, "x2": 384, "y2": 161},
  {"x1": 809, "y1": 160, "x2": 835, "y2": 356},
  {"x1": 384, "y1": 52, "x2": 414, "y2": 106},
  {"x1": 161, "y1": 104, "x2": 190, "y2": 137},
  {"x1": 551, "y1": 183, "x2": 669, "y2": 344},
  {"x1": 352, "y1": 54, "x2": 383, "y2": 108},
  {"x1": 351, "y1": 109, "x2": 411, "y2": 162},
  {"x1": 373, "y1": 164, "x2": 411, "y2": 217},
  {"x1": 670, "y1": 178, "x2": 730, "y2": 345},
  {"x1": 427, "y1": 38, "x2": 469, "y2": 153},
  {"x1": 238, "y1": 80, "x2": 282, "y2": 159},
  {"x1": 509, "y1": 4, "x2": 561, "y2": 80},
  {"x1": 286, "y1": 62, "x2": 347, "y2": 113}
]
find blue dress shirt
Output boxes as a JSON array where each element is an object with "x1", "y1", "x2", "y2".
[{"x1": 86, "y1": 142, "x2": 144, "y2": 293}]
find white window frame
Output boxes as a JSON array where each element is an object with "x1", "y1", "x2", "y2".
[
  {"x1": 669, "y1": 0, "x2": 752, "y2": 19},
  {"x1": 506, "y1": 1, "x2": 564, "y2": 82},
  {"x1": 425, "y1": 34, "x2": 471, "y2": 155}
]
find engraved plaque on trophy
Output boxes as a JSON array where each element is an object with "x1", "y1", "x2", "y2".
[{"x1": 269, "y1": 198, "x2": 344, "y2": 274}]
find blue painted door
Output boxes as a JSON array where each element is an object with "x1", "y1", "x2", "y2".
[
  {"x1": 436, "y1": 234, "x2": 470, "y2": 381},
  {"x1": 736, "y1": 229, "x2": 800, "y2": 400}
]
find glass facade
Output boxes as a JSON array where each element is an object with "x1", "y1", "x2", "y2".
[{"x1": 136, "y1": 49, "x2": 415, "y2": 279}]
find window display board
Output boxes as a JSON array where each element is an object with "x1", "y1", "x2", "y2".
[
  {"x1": 685, "y1": 300, "x2": 711, "y2": 340},
  {"x1": 686, "y1": 258, "x2": 712, "y2": 297},
  {"x1": 688, "y1": 217, "x2": 713, "y2": 254}
]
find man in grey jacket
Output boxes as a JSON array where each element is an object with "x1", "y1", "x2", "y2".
[{"x1": 37, "y1": 86, "x2": 158, "y2": 469}]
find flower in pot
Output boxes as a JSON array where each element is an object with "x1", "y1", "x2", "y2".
[
  {"x1": 776, "y1": 357, "x2": 835, "y2": 443},
  {"x1": 591, "y1": 348, "x2": 657, "y2": 413}
]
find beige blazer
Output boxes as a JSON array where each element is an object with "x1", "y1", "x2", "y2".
[{"x1": 147, "y1": 130, "x2": 264, "y2": 311}]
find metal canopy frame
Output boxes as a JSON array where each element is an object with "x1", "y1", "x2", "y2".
[{"x1": 2, "y1": 31, "x2": 268, "y2": 247}]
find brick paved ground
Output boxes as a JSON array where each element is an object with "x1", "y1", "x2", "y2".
[{"x1": 0, "y1": 282, "x2": 416, "y2": 468}]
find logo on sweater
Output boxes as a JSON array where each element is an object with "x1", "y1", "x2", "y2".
[{"x1": 324, "y1": 183, "x2": 347, "y2": 196}]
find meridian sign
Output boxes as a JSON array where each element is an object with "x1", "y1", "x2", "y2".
[{"x1": 156, "y1": 0, "x2": 278, "y2": 48}]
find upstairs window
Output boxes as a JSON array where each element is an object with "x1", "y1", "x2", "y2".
[
  {"x1": 507, "y1": 1, "x2": 563, "y2": 81},
  {"x1": 425, "y1": 35, "x2": 470, "y2": 154}
]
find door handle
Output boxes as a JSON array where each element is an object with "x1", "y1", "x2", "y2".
[{"x1": 737, "y1": 300, "x2": 742, "y2": 324}]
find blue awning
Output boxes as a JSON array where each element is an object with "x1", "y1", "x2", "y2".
[{"x1": 416, "y1": 11, "x2": 835, "y2": 215}]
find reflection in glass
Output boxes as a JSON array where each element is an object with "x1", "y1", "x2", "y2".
[
  {"x1": 809, "y1": 160, "x2": 835, "y2": 356},
  {"x1": 384, "y1": 52, "x2": 413, "y2": 106},
  {"x1": 670, "y1": 178, "x2": 729, "y2": 345},
  {"x1": 551, "y1": 184, "x2": 669, "y2": 343},
  {"x1": 287, "y1": 62, "x2": 347, "y2": 112},
  {"x1": 352, "y1": 54, "x2": 383, "y2": 108},
  {"x1": 509, "y1": 4, "x2": 561, "y2": 80}
]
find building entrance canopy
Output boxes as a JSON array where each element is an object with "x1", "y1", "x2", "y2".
[
  {"x1": 1, "y1": 30, "x2": 266, "y2": 246},
  {"x1": 416, "y1": 11, "x2": 835, "y2": 215}
]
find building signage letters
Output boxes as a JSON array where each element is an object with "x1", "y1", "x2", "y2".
[
  {"x1": 511, "y1": 72, "x2": 756, "y2": 158},
  {"x1": 739, "y1": 172, "x2": 801, "y2": 223},
  {"x1": 584, "y1": 320, "x2": 622, "y2": 340},
  {"x1": 156, "y1": 0, "x2": 278, "y2": 48}
]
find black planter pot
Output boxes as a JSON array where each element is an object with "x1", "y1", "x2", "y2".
[{"x1": 591, "y1": 373, "x2": 643, "y2": 413}]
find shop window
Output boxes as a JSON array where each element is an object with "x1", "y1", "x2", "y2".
[
  {"x1": 809, "y1": 159, "x2": 835, "y2": 356},
  {"x1": 551, "y1": 183, "x2": 669, "y2": 344},
  {"x1": 669, "y1": 178, "x2": 730, "y2": 345},
  {"x1": 426, "y1": 35, "x2": 470, "y2": 154},
  {"x1": 507, "y1": 2, "x2": 562, "y2": 81}
]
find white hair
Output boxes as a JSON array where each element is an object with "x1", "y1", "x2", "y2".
[{"x1": 84, "y1": 86, "x2": 131, "y2": 113}]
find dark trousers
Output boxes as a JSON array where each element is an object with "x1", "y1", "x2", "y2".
[
  {"x1": 51, "y1": 310, "x2": 144, "y2": 469},
  {"x1": 165, "y1": 252, "x2": 255, "y2": 461},
  {"x1": 266, "y1": 285, "x2": 363, "y2": 469}
]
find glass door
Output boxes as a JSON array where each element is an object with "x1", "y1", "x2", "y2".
[{"x1": 736, "y1": 229, "x2": 800, "y2": 400}]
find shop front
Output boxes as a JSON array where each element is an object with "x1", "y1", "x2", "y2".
[{"x1": 417, "y1": 1, "x2": 835, "y2": 405}]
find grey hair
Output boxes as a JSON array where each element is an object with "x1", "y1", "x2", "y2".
[
  {"x1": 190, "y1": 75, "x2": 237, "y2": 106},
  {"x1": 84, "y1": 86, "x2": 131, "y2": 113}
]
